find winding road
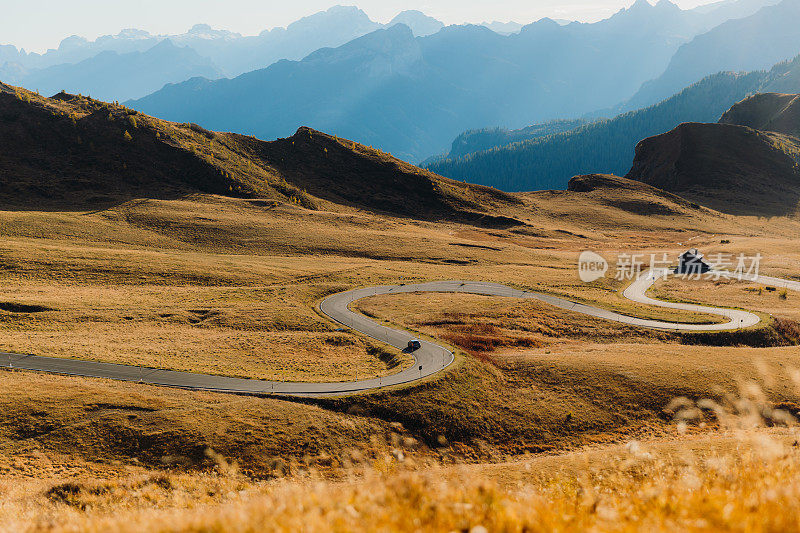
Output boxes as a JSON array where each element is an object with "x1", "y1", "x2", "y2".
[{"x1": 1, "y1": 271, "x2": 797, "y2": 397}]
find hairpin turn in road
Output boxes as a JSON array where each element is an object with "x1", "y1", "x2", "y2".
[{"x1": 1, "y1": 272, "x2": 796, "y2": 397}]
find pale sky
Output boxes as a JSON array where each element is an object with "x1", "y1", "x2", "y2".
[{"x1": 2, "y1": 0, "x2": 717, "y2": 53}]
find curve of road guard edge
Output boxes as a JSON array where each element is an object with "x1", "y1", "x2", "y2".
[{"x1": 2, "y1": 274, "x2": 796, "y2": 398}]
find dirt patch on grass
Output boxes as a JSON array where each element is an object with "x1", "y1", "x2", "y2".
[
  {"x1": 0, "y1": 302, "x2": 53, "y2": 313},
  {"x1": 439, "y1": 323, "x2": 541, "y2": 351}
]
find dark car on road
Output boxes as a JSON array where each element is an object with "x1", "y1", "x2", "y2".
[{"x1": 407, "y1": 339, "x2": 422, "y2": 351}]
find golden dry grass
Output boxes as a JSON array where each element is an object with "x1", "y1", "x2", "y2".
[
  {"x1": 356, "y1": 292, "x2": 674, "y2": 354},
  {"x1": 0, "y1": 282, "x2": 410, "y2": 382},
  {"x1": 0, "y1": 182, "x2": 798, "y2": 531},
  {"x1": 0, "y1": 201, "x2": 438, "y2": 381},
  {"x1": 5, "y1": 427, "x2": 800, "y2": 532},
  {"x1": 1, "y1": 194, "x2": 774, "y2": 383},
  {"x1": 6, "y1": 83, "x2": 800, "y2": 532},
  {"x1": 0, "y1": 370, "x2": 426, "y2": 477},
  {"x1": 0, "y1": 191, "x2": 798, "y2": 464},
  {"x1": 653, "y1": 275, "x2": 800, "y2": 322},
  {"x1": 4, "y1": 372, "x2": 798, "y2": 533}
]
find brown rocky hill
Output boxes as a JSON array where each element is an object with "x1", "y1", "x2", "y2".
[
  {"x1": 0, "y1": 82, "x2": 284, "y2": 209},
  {"x1": 719, "y1": 92, "x2": 800, "y2": 138},
  {"x1": 233, "y1": 127, "x2": 522, "y2": 226},
  {"x1": 625, "y1": 100, "x2": 800, "y2": 217},
  {"x1": 0, "y1": 82, "x2": 520, "y2": 225},
  {"x1": 567, "y1": 173, "x2": 708, "y2": 216}
]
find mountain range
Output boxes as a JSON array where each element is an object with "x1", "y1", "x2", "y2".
[
  {"x1": 615, "y1": 0, "x2": 800, "y2": 113},
  {"x1": 7, "y1": 40, "x2": 223, "y2": 102},
  {"x1": 432, "y1": 0, "x2": 800, "y2": 158},
  {"x1": 1, "y1": 0, "x2": 796, "y2": 167},
  {"x1": 2, "y1": 7, "x2": 384, "y2": 75},
  {"x1": 2, "y1": 75, "x2": 799, "y2": 222},
  {"x1": 0, "y1": 6, "x2": 450, "y2": 100},
  {"x1": 127, "y1": 0, "x2": 781, "y2": 163},
  {"x1": 480, "y1": 21, "x2": 526, "y2": 34}
]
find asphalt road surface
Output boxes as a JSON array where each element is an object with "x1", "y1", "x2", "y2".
[
  {"x1": 1, "y1": 274, "x2": 794, "y2": 397},
  {"x1": 623, "y1": 269, "x2": 761, "y2": 330}
]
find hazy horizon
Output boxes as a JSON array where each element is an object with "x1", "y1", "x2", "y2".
[{"x1": 3, "y1": 0, "x2": 720, "y2": 54}]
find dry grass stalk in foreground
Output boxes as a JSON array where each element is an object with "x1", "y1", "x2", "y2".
[
  {"x1": 28, "y1": 431, "x2": 800, "y2": 533},
  {"x1": 17, "y1": 376, "x2": 800, "y2": 533}
]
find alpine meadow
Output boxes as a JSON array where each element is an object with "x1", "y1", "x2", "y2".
[{"x1": 2, "y1": 1, "x2": 800, "y2": 531}]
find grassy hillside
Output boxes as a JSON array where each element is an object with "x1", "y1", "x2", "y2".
[
  {"x1": 719, "y1": 91, "x2": 800, "y2": 137},
  {"x1": 4, "y1": 64, "x2": 800, "y2": 533},
  {"x1": 426, "y1": 55, "x2": 800, "y2": 191},
  {"x1": 0, "y1": 82, "x2": 308, "y2": 208},
  {"x1": 0, "y1": 82, "x2": 519, "y2": 224},
  {"x1": 235, "y1": 126, "x2": 523, "y2": 226},
  {"x1": 1, "y1": 134, "x2": 798, "y2": 479},
  {"x1": 566, "y1": 173, "x2": 709, "y2": 215},
  {"x1": 6, "y1": 427, "x2": 800, "y2": 531}
]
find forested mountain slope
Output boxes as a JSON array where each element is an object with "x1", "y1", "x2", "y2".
[{"x1": 426, "y1": 56, "x2": 800, "y2": 191}]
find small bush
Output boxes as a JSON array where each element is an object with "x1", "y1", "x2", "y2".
[
  {"x1": 324, "y1": 334, "x2": 355, "y2": 347},
  {"x1": 185, "y1": 122, "x2": 215, "y2": 139},
  {"x1": 683, "y1": 317, "x2": 800, "y2": 347},
  {"x1": 287, "y1": 191, "x2": 318, "y2": 210},
  {"x1": 774, "y1": 317, "x2": 800, "y2": 343}
]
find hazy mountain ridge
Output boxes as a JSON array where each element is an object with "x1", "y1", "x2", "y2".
[
  {"x1": 126, "y1": 0, "x2": 770, "y2": 163},
  {"x1": 0, "y1": 6, "x2": 440, "y2": 79},
  {"x1": 0, "y1": 6, "x2": 456, "y2": 105},
  {"x1": 1, "y1": 0, "x2": 777, "y2": 86},
  {"x1": 388, "y1": 11, "x2": 444, "y2": 37},
  {"x1": 479, "y1": 21, "x2": 525, "y2": 35},
  {"x1": 444, "y1": 119, "x2": 588, "y2": 160},
  {"x1": 6, "y1": 40, "x2": 223, "y2": 102},
  {"x1": 617, "y1": 0, "x2": 800, "y2": 113}
]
